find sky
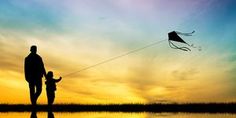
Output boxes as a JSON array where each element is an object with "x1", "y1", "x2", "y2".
[{"x1": 0, "y1": 0, "x2": 236, "y2": 104}]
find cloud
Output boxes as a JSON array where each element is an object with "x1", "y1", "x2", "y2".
[
  {"x1": 171, "y1": 68, "x2": 199, "y2": 80},
  {"x1": 122, "y1": 59, "x2": 171, "y2": 103},
  {"x1": 0, "y1": 33, "x2": 26, "y2": 73}
]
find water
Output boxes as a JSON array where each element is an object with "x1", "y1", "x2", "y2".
[{"x1": 0, "y1": 112, "x2": 235, "y2": 118}]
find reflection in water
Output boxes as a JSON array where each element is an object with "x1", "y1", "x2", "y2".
[
  {"x1": 30, "y1": 111, "x2": 55, "y2": 118},
  {"x1": 30, "y1": 111, "x2": 37, "y2": 118},
  {"x1": 0, "y1": 112, "x2": 235, "y2": 118},
  {"x1": 48, "y1": 111, "x2": 54, "y2": 118}
]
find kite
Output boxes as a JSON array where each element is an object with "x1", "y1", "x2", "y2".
[
  {"x1": 168, "y1": 31, "x2": 196, "y2": 51},
  {"x1": 63, "y1": 30, "x2": 200, "y2": 77}
]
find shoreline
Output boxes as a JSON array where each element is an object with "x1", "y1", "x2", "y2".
[{"x1": 0, "y1": 103, "x2": 235, "y2": 113}]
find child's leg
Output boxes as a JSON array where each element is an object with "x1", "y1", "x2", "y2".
[
  {"x1": 47, "y1": 90, "x2": 53, "y2": 105},
  {"x1": 51, "y1": 92, "x2": 55, "y2": 104}
]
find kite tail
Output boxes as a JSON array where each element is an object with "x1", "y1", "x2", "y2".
[
  {"x1": 176, "y1": 30, "x2": 195, "y2": 36},
  {"x1": 168, "y1": 40, "x2": 191, "y2": 51},
  {"x1": 175, "y1": 30, "x2": 197, "y2": 51}
]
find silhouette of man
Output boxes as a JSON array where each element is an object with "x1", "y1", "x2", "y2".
[{"x1": 25, "y1": 45, "x2": 46, "y2": 106}]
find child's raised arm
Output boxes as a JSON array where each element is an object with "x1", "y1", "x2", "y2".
[{"x1": 55, "y1": 77, "x2": 62, "y2": 82}]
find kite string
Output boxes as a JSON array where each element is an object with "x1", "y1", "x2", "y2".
[{"x1": 63, "y1": 39, "x2": 166, "y2": 77}]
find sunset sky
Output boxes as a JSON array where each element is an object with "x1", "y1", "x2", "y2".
[{"x1": 0, "y1": 0, "x2": 236, "y2": 104}]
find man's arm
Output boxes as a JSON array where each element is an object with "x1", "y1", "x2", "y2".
[
  {"x1": 24, "y1": 58, "x2": 29, "y2": 82},
  {"x1": 39, "y1": 57, "x2": 46, "y2": 77}
]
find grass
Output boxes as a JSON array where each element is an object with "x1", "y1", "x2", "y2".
[{"x1": 0, "y1": 103, "x2": 236, "y2": 113}]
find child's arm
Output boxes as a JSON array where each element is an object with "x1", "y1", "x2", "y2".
[{"x1": 55, "y1": 77, "x2": 62, "y2": 82}]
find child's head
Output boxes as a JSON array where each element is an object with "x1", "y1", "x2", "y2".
[{"x1": 46, "y1": 71, "x2": 54, "y2": 79}]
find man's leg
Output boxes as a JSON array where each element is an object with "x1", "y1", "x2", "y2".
[
  {"x1": 29, "y1": 83, "x2": 36, "y2": 105},
  {"x1": 35, "y1": 80, "x2": 42, "y2": 105}
]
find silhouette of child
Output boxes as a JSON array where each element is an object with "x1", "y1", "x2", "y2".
[{"x1": 45, "y1": 71, "x2": 62, "y2": 106}]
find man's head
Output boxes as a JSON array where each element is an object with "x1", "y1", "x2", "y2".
[{"x1": 30, "y1": 45, "x2": 37, "y2": 54}]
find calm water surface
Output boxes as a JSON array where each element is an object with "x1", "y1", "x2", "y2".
[{"x1": 0, "y1": 112, "x2": 235, "y2": 118}]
